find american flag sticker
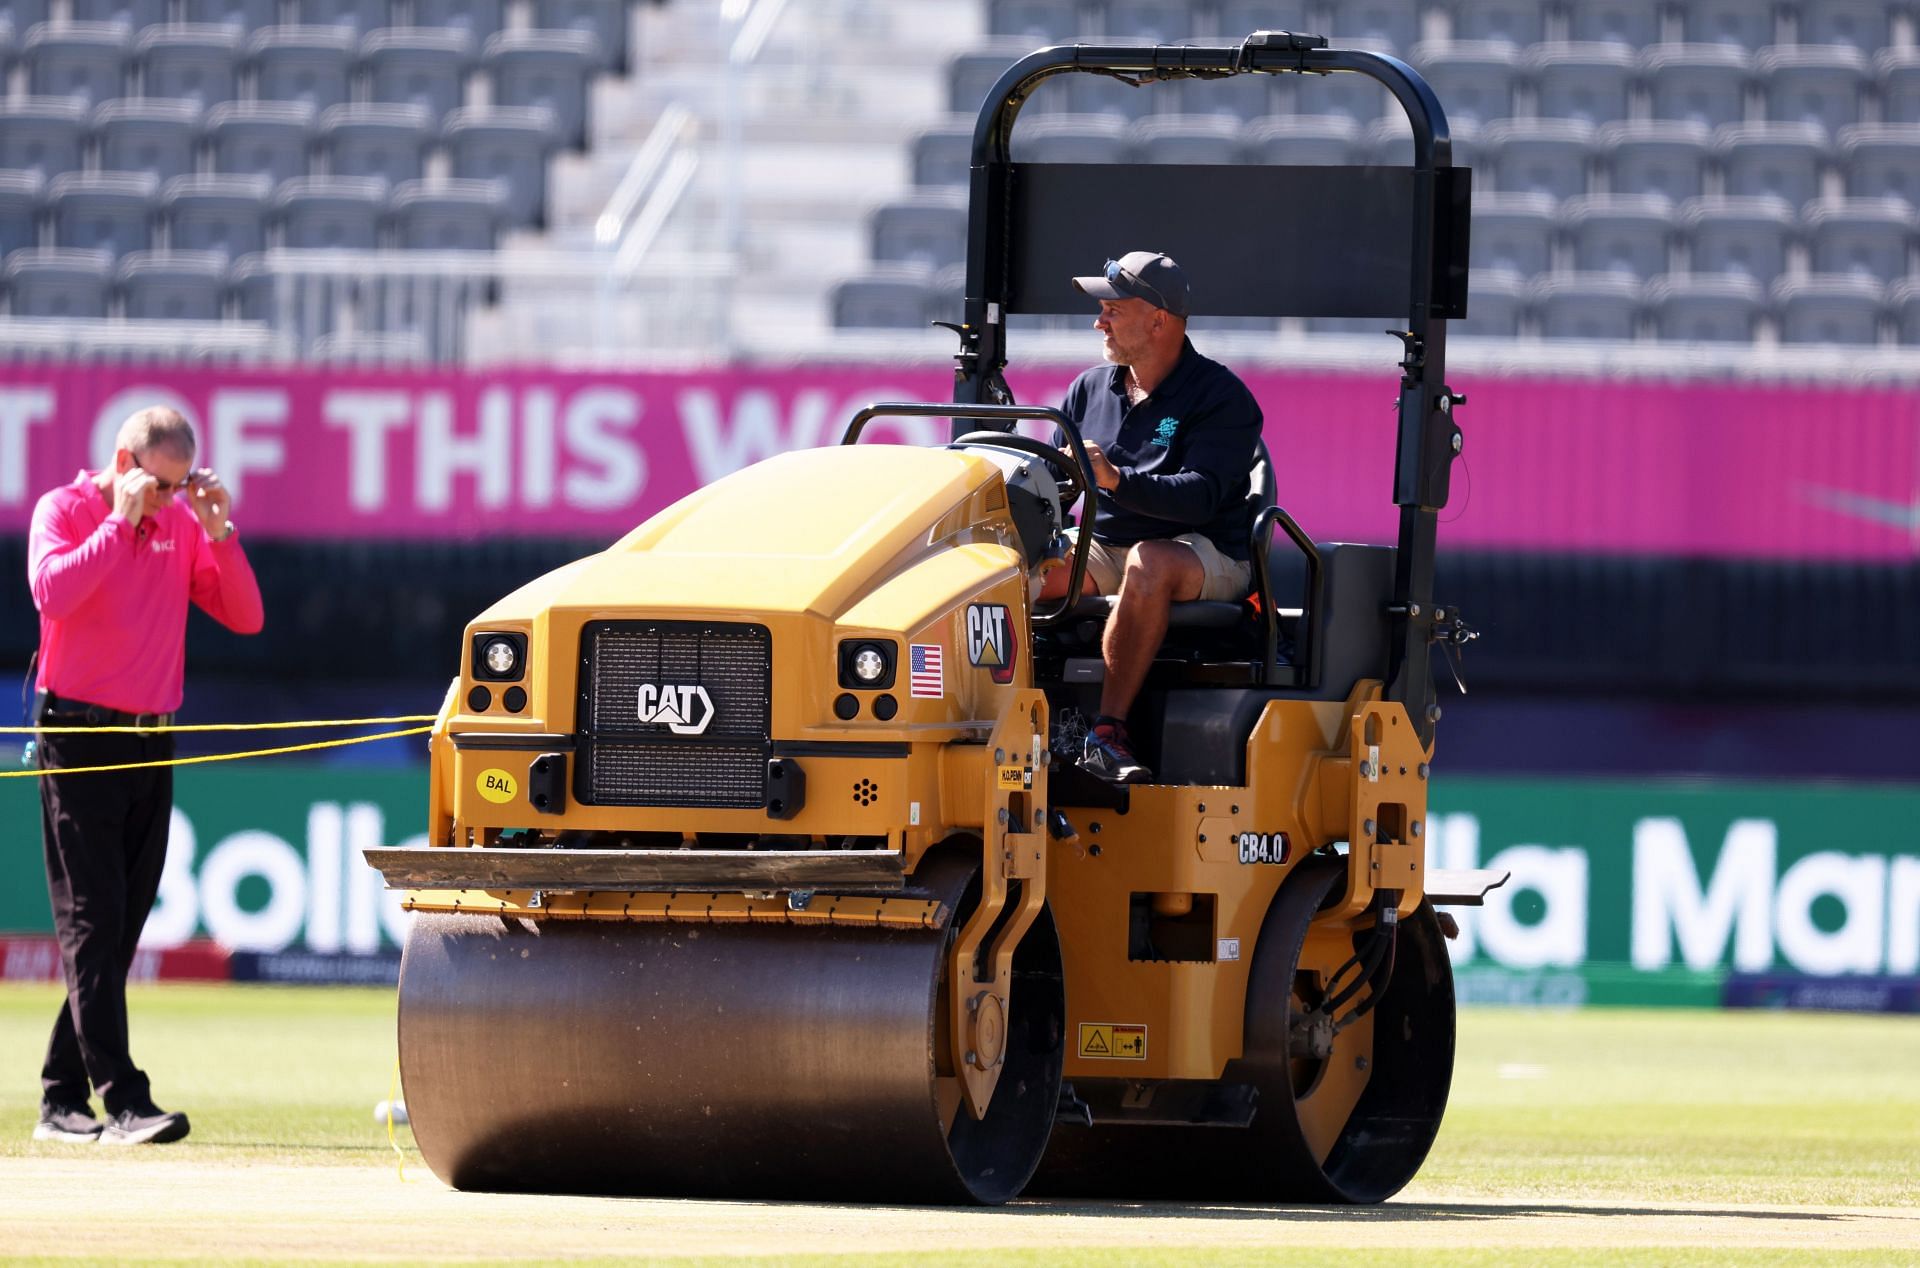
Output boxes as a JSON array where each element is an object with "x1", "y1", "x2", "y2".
[{"x1": 908, "y1": 643, "x2": 944, "y2": 698}]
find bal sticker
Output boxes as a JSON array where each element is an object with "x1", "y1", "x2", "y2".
[
  {"x1": 964, "y1": 603, "x2": 1017, "y2": 684},
  {"x1": 996, "y1": 765, "x2": 1033, "y2": 790},
  {"x1": 476, "y1": 768, "x2": 517, "y2": 804}
]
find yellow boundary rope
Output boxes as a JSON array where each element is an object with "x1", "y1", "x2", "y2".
[
  {"x1": 4, "y1": 726, "x2": 433, "y2": 778},
  {"x1": 386, "y1": 1058, "x2": 411, "y2": 1182},
  {"x1": 1, "y1": 714, "x2": 436, "y2": 734}
]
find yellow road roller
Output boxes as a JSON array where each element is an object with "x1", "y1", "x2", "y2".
[{"x1": 366, "y1": 32, "x2": 1503, "y2": 1204}]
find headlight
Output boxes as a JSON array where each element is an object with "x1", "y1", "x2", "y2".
[
  {"x1": 472, "y1": 631, "x2": 527, "y2": 681},
  {"x1": 836, "y1": 639, "x2": 895, "y2": 690},
  {"x1": 483, "y1": 639, "x2": 518, "y2": 676}
]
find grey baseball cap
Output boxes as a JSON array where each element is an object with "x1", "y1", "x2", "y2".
[{"x1": 1072, "y1": 250, "x2": 1191, "y2": 317}]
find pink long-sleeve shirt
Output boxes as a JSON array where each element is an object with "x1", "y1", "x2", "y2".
[{"x1": 29, "y1": 470, "x2": 265, "y2": 715}]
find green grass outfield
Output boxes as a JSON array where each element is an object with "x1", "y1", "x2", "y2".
[{"x1": 1, "y1": 984, "x2": 1916, "y2": 1265}]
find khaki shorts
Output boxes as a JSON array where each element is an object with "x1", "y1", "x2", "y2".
[{"x1": 1074, "y1": 531, "x2": 1253, "y2": 603}]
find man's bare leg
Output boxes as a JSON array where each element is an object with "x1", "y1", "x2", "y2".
[{"x1": 1099, "y1": 539, "x2": 1205, "y2": 719}]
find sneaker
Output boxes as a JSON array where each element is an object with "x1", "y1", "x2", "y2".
[
  {"x1": 1081, "y1": 721, "x2": 1151, "y2": 784},
  {"x1": 99, "y1": 1103, "x2": 190, "y2": 1146},
  {"x1": 32, "y1": 1101, "x2": 102, "y2": 1144}
]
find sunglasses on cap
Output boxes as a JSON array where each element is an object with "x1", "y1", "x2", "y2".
[{"x1": 1105, "y1": 257, "x2": 1173, "y2": 314}]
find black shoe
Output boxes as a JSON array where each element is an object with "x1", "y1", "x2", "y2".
[
  {"x1": 1081, "y1": 723, "x2": 1151, "y2": 784},
  {"x1": 99, "y1": 1103, "x2": 190, "y2": 1146},
  {"x1": 32, "y1": 1101, "x2": 102, "y2": 1144}
]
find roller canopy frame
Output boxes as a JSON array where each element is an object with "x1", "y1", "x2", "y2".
[{"x1": 949, "y1": 32, "x2": 1471, "y2": 743}]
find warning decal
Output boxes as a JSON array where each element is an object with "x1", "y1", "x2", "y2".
[{"x1": 1077, "y1": 1022, "x2": 1147, "y2": 1060}]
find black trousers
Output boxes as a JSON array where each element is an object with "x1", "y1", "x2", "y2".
[{"x1": 37, "y1": 727, "x2": 174, "y2": 1115}]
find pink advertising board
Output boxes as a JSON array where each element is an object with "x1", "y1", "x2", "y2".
[{"x1": 2, "y1": 363, "x2": 1915, "y2": 559}]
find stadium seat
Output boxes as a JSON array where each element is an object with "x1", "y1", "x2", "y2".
[
  {"x1": 987, "y1": 0, "x2": 1078, "y2": 42},
  {"x1": 1530, "y1": 42, "x2": 1637, "y2": 127},
  {"x1": 118, "y1": 249, "x2": 227, "y2": 320},
  {"x1": 949, "y1": 42, "x2": 1050, "y2": 117},
  {"x1": 137, "y1": 25, "x2": 243, "y2": 108},
  {"x1": 250, "y1": 26, "x2": 356, "y2": 114},
  {"x1": 1458, "y1": 268, "x2": 1527, "y2": 337},
  {"x1": 1470, "y1": 190, "x2": 1558, "y2": 276},
  {"x1": 532, "y1": 0, "x2": 629, "y2": 72},
  {"x1": 4, "y1": 246, "x2": 113, "y2": 317},
  {"x1": 0, "y1": 97, "x2": 88, "y2": 180},
  {"x1": 311, "y1": 330, "x2": 429, "y2": 362},
  {"x1": 1600, "y1": 120, "x2": 1712, "y2": 202},
  {"x1": 207, "y1": 100, "x2": 315, "y2": 188},
  {"x1": 1486, "y1": 118, "x2": 1595, "y2": 199},
  {"x1": 93, "y1": 98, "x2": 201, "y2": 184},
  {"x1": 1568, "y1": 0, "x2": 1664, "y2": 48},
  {"x1": 409, "y1": 0, "x2": 503, "y2": 48},
  {"x1": 318, "y1": 102, "x2": 433, "y2": 187},
  {"x1": 0, "y1": 172, "x2": 43, "y2": 262},
  {"x1": 911, "y1": 122, "x2": 972, "y2": 188},
  {"x1": 1803, "y1": 197, "x2": 1915, "y2": 280},
  {"x1": 362, "y1": 28, "x2": 471, "y2": 122},
  {"x1": 1794, "y1": 0, "x2": 1893, "y2": 51},
  {"x1": 1010, "y1": 114, "x2": 1128, "y2": 164},
  {"x1": 1757, "y1": 45, "x2": 1867, "y2": 133},
  {"x1": 1169, "y1": 70, "x2": 1278, "y2": 120},
  {"x1": 1564, "y1": 193, "x2": 1675, "y2": 279},
  {"x1": 1093, "y1": 0, "x2": 1199, "y2": 42},
  {"x1": 445, "y1": 105, "x2": 558, "y2": 228},
  {"x1": 1447, "y1": 0, "x2": 1546, "y2": 48},
  {"x1": 1641, "y1": 44, "x2": 1751, "y2": 130},
  {"x1": 1534, "y1": 273, "x2": 1642, "y2": 339},
  {"x1": 180, "y1": 0, "x2": 277, "y2": 29},
  {"x1": 0, "y1": 0, "x2": 50, "y2": 37},
  {"x1": 1323, "y1": 0, "x2": 1420, "y2": 51},
  {"x1": 1717, "y1": 122, "x2": 1829, "y2": 208},
  {"x1": 1681, "y1": 194, "x2": 1797, "y2": 283},
  {"x1": 486, "y1": 29, "x2": 597, "y2": 150},
  {"x1": 1364, "y1": 115, "x2": 1481, "y2": 169},
  {"x1": 49, "y1": 170, "x2": 156, "y2": 255},
  {"x1": 389, "y1": 178, "x2": 502, "y2": 250},
  {"x1": 871, "y1": 191, "x2": 967, "y2": 270},
  {"x1": 1068, "y1": 66, "x2": 1162, "y2": 121},
  {"x1": 290, "y1": 0, "x2": 391, "y2": 39},
  {"x1": 1128, "y1": 115, "x2": 1242, "y2": 165},
  {"x1": 274, "y1": 174, "x2": 384, "y2": 249},
  {"x1": 1675, "y1": 0, "x2": 1779, "y2": 48},
  {"x1": 1409, "y1": 40, "x2": 1520, "y2": 130},
  {"x1": 70, "y1": 0, "x2": 167, "y2": 30},
  {"x1": 1216, "y1": 0, "x2": 1308, "y2": 41},
  {"x1": 1892, "y1": 276, "x2": 1920, "y2": 344},
  {"x1": 24, "y1": 21, "x2": 130, "y2": 107},
  {"x1": 831, "y1": 265, "x2": 935, "y2": 329},
  {"x1": 1773, "y1": 273, "x2": 1883, "y2": 343},
  {"x1": 1246, "y1": 115, "x2": 1363, "y2": 166},
  {"x1": 1294, "y1": 57, "x2": 1394, "y2": 124},
  {"x1": 1647, "y1": 272, "x2": 1765, "y2": 341},
  {"x1": 1881, "y1": 49, "x2": 1920, "y2": 124},
  {"x1": 1840, "y1": 125, "x2": 1920, "y2": 206},
  {"x1": 163, "y1": 173, "x2": 271, "y2": 257}
]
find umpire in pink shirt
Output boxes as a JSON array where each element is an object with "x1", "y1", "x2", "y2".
[{"x1": 26, "y1": 406, "x2": 263, "y2": 1146}]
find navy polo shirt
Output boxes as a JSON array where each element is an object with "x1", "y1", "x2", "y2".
[{"x1": 1056, "y1": 338, "x2": 1264, "y2": 560}]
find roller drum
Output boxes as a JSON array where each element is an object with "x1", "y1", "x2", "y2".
[{"x1": 397, "y1": 856, "x2": 1062, "y2": 1203}]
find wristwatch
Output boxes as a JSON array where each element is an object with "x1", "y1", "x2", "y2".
[{"x1": 213, "y1": 520, "x2": 236, "y2": 543}]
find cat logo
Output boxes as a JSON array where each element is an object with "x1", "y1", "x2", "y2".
[
  {"x1": 636, "y1": 683, "x2": 714, "y2": 735},
  {"x1": 964, "y1": 603, "x2": 1017, "y2": 684}
]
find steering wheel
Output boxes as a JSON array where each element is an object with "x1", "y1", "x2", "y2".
[{"x1": 949, "y1": 430, "x2": 1088, "y2": 509}]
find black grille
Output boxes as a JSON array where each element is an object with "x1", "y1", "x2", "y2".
[{"x1": 578, "y1": 621, "x2": 771, "y2": 807}]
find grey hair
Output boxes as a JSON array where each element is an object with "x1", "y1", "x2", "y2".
[{"x1": 116, "y1": 406, "x2": 197, "y2": 460}]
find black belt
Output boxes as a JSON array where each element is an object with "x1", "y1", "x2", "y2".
[{"x1": 35, "y1": 690, "x2": 175, "y2": 731}]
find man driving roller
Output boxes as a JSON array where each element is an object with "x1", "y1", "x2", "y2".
[{"x1": 1038, "y1": 251, "x2": 1264, "y2": 784}]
